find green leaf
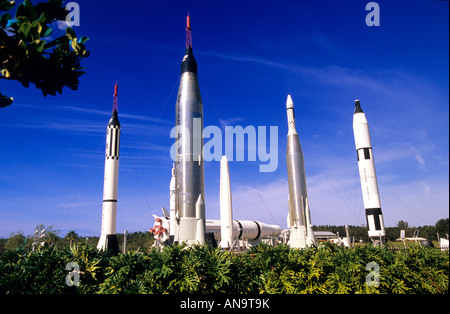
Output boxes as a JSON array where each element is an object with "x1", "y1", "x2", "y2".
[
  {"x1": 77, "y1": 36, "x2": 89, "y2": 44},
  {"x1": 0, "y1": 1, "x2": 15, "y2": 12},
  {"x1": 30, "y1": 39, "x2": 45, "y2": 53},
  {"x1": 18, "y1": 21, "x2": 32, "y2": 38},
  {"x1": 15, "y1": 0, "x2": 37, "y2": 21},
  {"x1": 1, "y1": 68, "x2": 11, "y2": 78},
  {"x1": 65, "y1": 26, "x2": 76, "y2": 41},
  {"x1": 0, "y1": 12, "x2": 12, "y2": 28},
  {"x1": 0, "y1": 93, "x2": 14, "y2": 108},
  {"x1": 0, "y1": 0, "x2": 89, "y2": 108},
  {"x1": 32, "y1": 12, "x2": 46, "y2": 26},
  {"x1": 5, "y1": 17, "x2": 18, "y2": 27},
  {"x1": 42, "y1": 26, "x2": 52, "y2": 37}
]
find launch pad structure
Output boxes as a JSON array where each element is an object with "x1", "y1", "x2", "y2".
[{"x1": 98, "y1": 14, "x2": 388, "y2": 252}]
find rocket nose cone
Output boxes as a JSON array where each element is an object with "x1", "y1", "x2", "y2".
[
  {"x1": 181, "y1": 46, "x2": 197, "y2": 74},
  {"x1": 286, "y1": 95, "x2": 294, "y2": 109},
  {"x1": 108, "y1": 110, "x2": 120, "y2": 126},
  {"x1": 354, "y1": 99, "x2": 364, "y2": 114},
  {"x1": 196, "y1": 194, "x2": 204, "y2": 206}
]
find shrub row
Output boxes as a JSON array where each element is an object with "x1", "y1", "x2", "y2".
[{"x1": 0, "y1": 242, "x2": 448, "y2": 294}]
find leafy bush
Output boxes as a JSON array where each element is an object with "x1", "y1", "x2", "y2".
[{"x1": 0, "y1": 242, "x2": 448, "y2": 294}]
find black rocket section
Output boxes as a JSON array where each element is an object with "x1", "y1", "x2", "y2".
[
  {"x1": 108, "y1": 110, "x2": 120, "y2": 126},
  {"x1": 181, "y1": 46, "x2": 197, "y2": 74},
  {"x1": 354, "y1": 100, "x2": 364, "y2": 114},
  {"x1": 105, "y1": 235, "x2": 119, "y2": 255}
]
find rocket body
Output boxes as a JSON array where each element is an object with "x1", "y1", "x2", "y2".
[
  {"x1": 195, "y1": 194, "x2": 206, "y2": 245},
  {"x1": 352, "y1": 100, "x2": 386, "y2": 240},
  {"x1": 97, "y1": 107, "x2": 121, "y2": 254},
  {"x1": 220, "y1": 155, "x2": 234, "y2": 249},
  {"x1": 285, "y1": 95, "x2": 315, "y2": 248},
  {"x1": 169, "y1": 164, "x2": 177, "y2": 242},
  {"x1": 174, "y1": 34, "x2": 206, "y2": 245},
  {"x1": 154, "y1": 214, "x2": 281, "y2": 247}
]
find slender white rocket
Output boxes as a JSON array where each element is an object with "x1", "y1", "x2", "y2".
[
  {"x1": 195, "y1": 194, "x2": 206, "y2": 245},
  {"x1": 286, "y1": 95, "x2": 297, "y2": 136},
  {"x1": 220, "y1": 155, "x2": 234, "y2": 249},
  {"x1": 304, "y1": 198, "x2": 315, "y2": 247},
  {"x1": 97, "y1": 84, "x2": 121, "y2": 254},
  {"x1": 285, "y1": 95, "x2": 315, "y2": 248},
  {"x1": 169, "y1": 163, "x2": 177, "y2": 243},
  {"x1": 353, "y1": 100, "x2": 386, "y2": 241}
]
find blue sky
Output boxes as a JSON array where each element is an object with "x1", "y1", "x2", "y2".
[{"x1": 0, "y1": 0, "x2": 448, "y2": 238}]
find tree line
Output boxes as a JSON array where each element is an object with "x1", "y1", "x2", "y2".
[
  {"x1": 312, "y1": 218, "x2": 449, "y2": 244},
  {"x1": 0, "y1": 226, "x2": 154, "y2": 254},
  {"x1": 1, "y1": 218, "x2": 448, "y2": 254}
]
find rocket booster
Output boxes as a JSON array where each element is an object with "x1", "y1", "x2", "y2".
[
  {"x1": 195, "y1": 194, "x2": 206, "y2": 245},
  {"x1": 174, "y1": 14, "x2": 206, "y2": 245},
  {"x1": 353, "y1": 100, "x2": 386, "y2": 240},
  {"x1": 169, "y1": 163, "x2": 177, "y2": 242},
  {"x1": 220, "y1": 155, "x2": 234, "y2": 249},
  {"x1": 285, "y1": 95, "x2": 315, "y2": 248},
  {"x1": 97, "y1": 84, "x2": 121, "y2": 254}
]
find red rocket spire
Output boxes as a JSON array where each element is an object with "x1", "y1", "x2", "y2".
[
  {"x1": 186, "y1": 13, "x2": 192, "y2": 48},
  {"x1": 113, "y1": 82, "x2": 118, "y2": 112}
]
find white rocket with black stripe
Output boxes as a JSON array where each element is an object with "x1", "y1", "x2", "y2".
[
  {"x1": 353, "y1": 100, "x2": 386, "y2": 241},
  {"x1": 97, "y1": 84, "x2": 121, "y2": 254}
]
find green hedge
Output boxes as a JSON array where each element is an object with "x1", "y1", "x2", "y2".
[{"x1": 0, "y1": 242, "x2": 448, "y2": 294}]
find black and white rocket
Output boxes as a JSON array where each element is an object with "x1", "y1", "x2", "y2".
[
  {"x1": 285, "y1": 95, "x2": 315, "y2": 248},
  {"x1": 97, "y1": 83, "x2": 121, "y2": 254},
  {"x1": 173, "y1": 14, "x2": 206, "y2": 245},
  {"x1": 352, "y1": 100, "x2": 386, "y2": 242}
]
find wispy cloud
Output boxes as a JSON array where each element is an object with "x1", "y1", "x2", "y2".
[
  {"x1": 198, "y1": 50, "x2": 295, "y2": 71},
  {"x1": 199, "y1": 49, "x2": 435, "y2": 102},
  {"x1": 406, "y1": 143, "x2": 427, "y2": 170},
  {"x1": 10, "y1": 119, "x2": 104, "y2": 133},
  {"x1": 59, "y1": 104, "x2": 172, "y2": 125},
  {"x1": 218, "y1": 117, "x2": 246, "y2": 130},
  {"x1": 7, "y1": 102, "x2": 172, "y2": 136},
  {"x1": 120, "y1": 112, "x2": 172, "y2": 125}
]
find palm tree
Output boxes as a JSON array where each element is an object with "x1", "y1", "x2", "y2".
[{"x1": 65, "y1": 231, "x2": 79, "y2": 248}]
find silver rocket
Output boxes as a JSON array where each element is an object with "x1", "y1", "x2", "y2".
[
  {"x1": 285, "y1": 95, "x2": 315, "y2": 248},
  {"x1": 352, "y1": 100, "x2": 386, "y2": 242},
  {"x1": 173, "y1": 14, "x2": 206, "y2": 245},
  {"x1": 97, "y1": 83, "x2": 121, "y2": 254}
]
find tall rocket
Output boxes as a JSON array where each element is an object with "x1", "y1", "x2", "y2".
[
  {"x1": 173, "y1": 13, "x2": 206, "y2": 245},
  {"x1": 97, "y1": 83, "x2": 121, "y2": 254},
  {"x1": 285, "y1": 95, "x2": 315, "y2": 248},
  {"x1": 352, "y1": 100, "x2": 386, "y2": 242}
]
